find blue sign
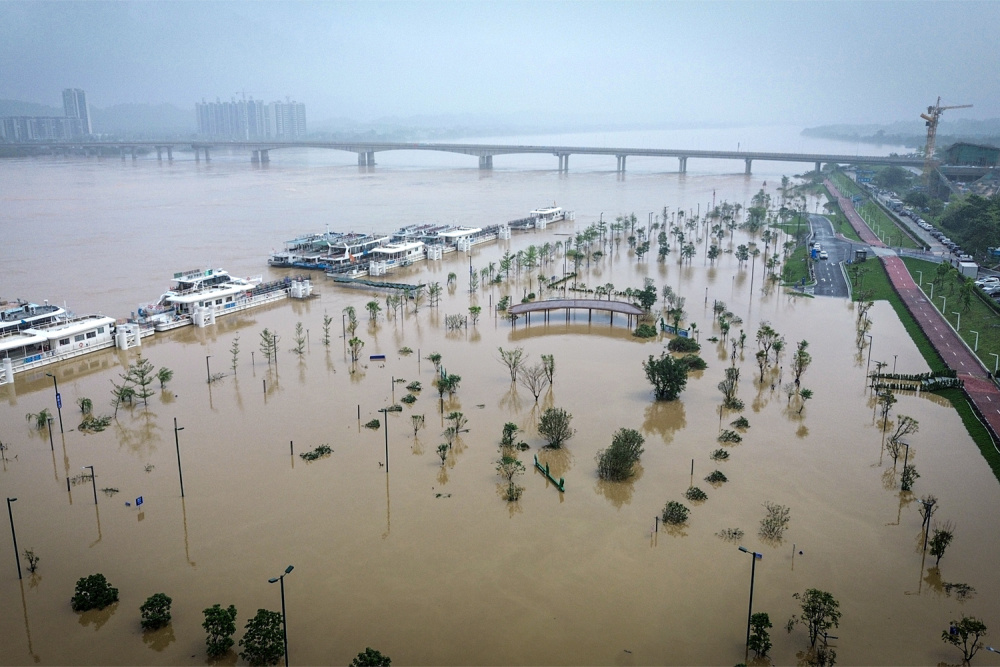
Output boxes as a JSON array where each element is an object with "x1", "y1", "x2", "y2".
[
  {"x1": 136, "y1": 496, "x2": 143, "y2": 507},
  {"x1": 56, "y1": 392, "x2": 62, "y2": 409}
]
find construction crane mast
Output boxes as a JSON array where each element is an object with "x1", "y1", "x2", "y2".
[{"x1": 921, "y1": 96, "x2": 972, "y2": 183}]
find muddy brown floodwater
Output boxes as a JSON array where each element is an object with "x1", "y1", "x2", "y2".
[{"x1": 1, "y1": 144, "x2": 998, "y2": 666}]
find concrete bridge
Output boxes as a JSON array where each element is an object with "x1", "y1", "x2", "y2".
[{"x1": 31, "y1": 139, "x2": 928, "y2": 174}]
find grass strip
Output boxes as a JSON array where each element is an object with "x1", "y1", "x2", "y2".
[{"x1": 849, "y1": 257, "x2": 1000, "y2": 482}]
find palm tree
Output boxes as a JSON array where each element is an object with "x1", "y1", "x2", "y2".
[{"x1": 366, "y1": 300, "x2": 381, "y2": 321}]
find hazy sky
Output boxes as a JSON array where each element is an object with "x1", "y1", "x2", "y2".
[{"x1": 1, "y1": 0, "x2": 996, "y2": 126}]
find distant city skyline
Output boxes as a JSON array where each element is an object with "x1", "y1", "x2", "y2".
[{"x1": 196, "y1": 97, "x2": 307, "y2": 139}]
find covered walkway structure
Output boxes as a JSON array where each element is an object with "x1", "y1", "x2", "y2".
[{"x1": 507, "y1": 298, "x2": 644, "y2": 329}]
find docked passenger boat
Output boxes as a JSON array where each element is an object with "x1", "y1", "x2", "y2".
[
  {"x1": 270, "y1": 232, "x2": 389, "y2": 272},
  {"x1": 0, "y1": 313, "x2": 117, "y2": 379},
  {"x1": 367, "y1": 241, "x2": 426, "y2": 276},
  {"x1": 0, "y1": 299, "x2": 68, "y2": 337},
  {"x1": 139, "y1": 268, "x2": 310, "y2": 332}
]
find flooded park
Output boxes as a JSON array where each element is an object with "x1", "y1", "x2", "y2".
[{"x1": 2, "y1": 134, "x2": 999, "y2": 665}]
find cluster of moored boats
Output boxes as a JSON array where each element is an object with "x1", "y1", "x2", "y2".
[
  {"x1": 268, "y1": 206, "x2": 571, "y2": 278},
  {"x1": 2, "y1": 206, "x2": 570, "y2": 384},
  {"x1": 1, "y1": 270, "x2": 313, "y2": 383}
]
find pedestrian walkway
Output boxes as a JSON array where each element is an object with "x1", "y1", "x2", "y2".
[{"x1": 826, "y1": 178, "x2": 1000, "y2": 447}]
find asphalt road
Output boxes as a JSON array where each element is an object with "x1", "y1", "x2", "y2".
[{"x1": 808, "y1": 213, "x2": 853, "y2": 298}]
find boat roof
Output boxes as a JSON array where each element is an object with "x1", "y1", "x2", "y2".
[
  {"x1": 166, "y1": 283, "x2": 250, "y2": 304},
  {"x1": 370, "y1": 241, "x2": 425, "y2": 255},
  {"x1": 531, "y1": 206, "x2": 562, "y2": 215},
  {"x1": 436, "y1": 227, "x2": 482, "y2": 238},
  {"x1": 33, "y1": 315, "x2": 116, "y2": 340},
  {"x1": 0, "y1": 330, "x2": 49, "y2": 353}
]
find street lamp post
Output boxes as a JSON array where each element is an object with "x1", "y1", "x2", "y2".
[
  {"x1": 82, "y1": 465, "x2": 97, "y2": 505},
  {"x1": 916, "y1": 270, "x2": 923, "y2": 285},
  {"x1": 893, "y1": 354, "x2": 898, "y2": 374},
  {"x1": 926, "y1": 282, "x2": 934, "y2": 299},
  {"x1": 268, "y1": 565, "x2": 294, "y2": 667},
  {"x1": 991, "y1": 353, "x2": 999, "y2": 375},
  {"x1": 174, "y1": 418, "x2": 186, "y2": 498},
  {"x1": 970, "y1": 330, "x2": 980, "y2": 352},
  {"x1": 939, "y1": 296, "x2": 947, "y2": 314},
  {"x1": 380, "y1": 408, "x2": 390, "y2": 472},
  {"x1": 47, "y1": 417, "x2": 54, "y2": 451},
  {"x1": 6, "y1": 497, "x2": 20, "y2": 579},
  {"x1": 952, "y1": 312, "x2": 961, "y2": 331},
  {"x1": 44, "y1": 373, "x2": 63, "y2": 434},
  {"x1": 205, "y1": 356, "x2": 212, "y2": 384},
  {"x1": 737, "y1": 546, "x2": 763, "y2": 663}
]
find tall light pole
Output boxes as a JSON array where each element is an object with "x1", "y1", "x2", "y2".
[
  {"x1": 939, "y1": 295, "x2": 947, "y2": 314},
  {"x1": 970, "y1": 330, "x2": 980, "y2": 352},
  {"x1": 737, "y1": 546, "x2": 762, "y2": 662},
  {"x1": 380, "y1": 408, "x2": 390, "y2": 472},
  {"x1": 926, "y1": 282, "x2": 934, "y2": 299},
  {"x1": 893, "y1": 354, "x2": 898, "y2": 374},
  {"x1": 205, "y1": 355, "x2": 212, "y2": 384},
  {"x1": 865, "y1": 334, "x2": 874, "y2": 374},
  {"x1": 268, "y1": 565, "x2": 294, "y2": 667},
  {"x1": 990, "y1": 353, "x2": 999, "y2": 375},
  {"x1": 44, "y1": 373, "x2": 63, "y2": 434},
  {"x1": 916, "y1": 270, "x2": 923, "y2": 285},
  {"x1": 174, "y1": 418, "x2": 185, "y2": 497},
  {"x1": 82, "y1": 465, "x2": 97, "y2": 505},
  {"x1": 952, "y1": 312, "x2": 961, "y2": 331},
  {"x1": 6, "y1": 497, "x2": 20, "y2": 579}
]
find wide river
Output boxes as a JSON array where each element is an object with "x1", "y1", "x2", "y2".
[{"x1": 1, "y1": 126, "x2": 997, "y2": 666}]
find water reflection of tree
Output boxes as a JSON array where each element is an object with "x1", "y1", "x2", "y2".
[
  {"x1": 115, "y1": 409, "x2": 161, "y2": 457},
  {"x1": 641, "y1": 399, "x2": 686, "y2": 445},
  {"x1": 537, "y1": 446, "x2": 574, "y2": 478},
  {"x1": 499, "y1": 385, "x2": 523, "y2": 416},
  {"x1": 78, "y1": 602, "x2": 118, "y2": 631},
  {"x1": 595, "y1": 465, "x2": 644, "y2": 509},
  {"x1": 411, "y1": 437, "x2": 424, "y2": 456},
  {"x1": 142, "y1": 624, "x2": 176, "y2": 651}
]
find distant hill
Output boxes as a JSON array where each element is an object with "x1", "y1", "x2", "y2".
[
  {"x1": 0, "y1": 99, "x2": 63, "y2": 117},
  {"x1": 803, "y1": 118, "x2": 1000, "y2": 150}
]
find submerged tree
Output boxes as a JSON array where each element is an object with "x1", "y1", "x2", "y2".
[
  {"x1": 140, "y1": 593, "x2": 173, "y2": 631},
  {"x1": 642, "y1": 352, "x2": 689, "y2": 401},
  {"x1": 596, "y1": 428, "x2": 645, "y2": 481},
  {"x1": 930, "y1": 521, "x2": 955, "y2": 566},
  {"x1": 230, "y1": 333, "x2": 241, "y2": 373},
  {"x1": 786, "y1": 589, "x2": 841, "y2": 648},
  {"x1": 348, "y1": 337, "x2": 365, "y2": 363},
  {"x1": 941, "y1": 615, "x2": 988, "y2": 665},
  {"x1": 497, "y1": 346, "x2": 527, "y2": 382},
  {"x1": 292, "y1": 322, "x2": 306, "y2": 355},
  {"x1": 749, "y1": 612, "x2": 773, "y2": 660},
  {"x1": 322, "y1": 312, "x2": 333, "y2": 346},
  {"x1": 238, "y1": 609, "x2": 284, "y2": 667},
  {"x1": 538, "y1": 407, "x2": 574, "y2": 448},
  {"x1": 203, "y1": 603, "x2": 238, "y2": 659},
  {"x1": 518, "y1": 362, "x2": 549, "y2": 402}
]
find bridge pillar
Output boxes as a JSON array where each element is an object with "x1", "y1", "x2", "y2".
[
  {"x1": 156, "y1": 147, "x2": 162, "y2": 161},
  {"x1": 358, "y1": 152, "x2": 366, "y2": 166},
  {"x1": 204, "y1": 147, "x2": 210, "y2": 162},
  {"x1": 193, "y1": 146, "x2": 200, "y2": 162},
  {"x1": 167, "y1": 147, "x2": 173, "y2": 161},
  {"x1": 478, "y1": 155, "x2": 493, "y2": 170},
  {"x1": 616, "y1": 155, "x2": 627, "y2": 172},
  {"x1": 252, "y1": 150, "x2": 260, "y2": 164},
  {"x1": 260, "y1": 149, "x2": 269, "y2": 164},
  {"x1": 131, "y1": 147, "x2": 137, "y2": 161},
  {"x1": 679, "y1": 156, "x2": 687, "y2": 173},
  {"x1": 366, "y1": 150, "x2": 375, "y2": 166},
  {"x1": 815, "y1": 161, "x2": 821, "y2": 173},
  {"x1": 744, "y1": 158, "x2": 752, "y2": 175}
]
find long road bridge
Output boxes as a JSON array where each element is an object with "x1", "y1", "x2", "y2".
[{"x1": 30, "y1": 139, "x2": 929, "y2": 174}]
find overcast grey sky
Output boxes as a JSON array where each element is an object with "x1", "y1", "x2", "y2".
[{"x1": 1, "y1": 0, "x2": 996, "y2": 126}]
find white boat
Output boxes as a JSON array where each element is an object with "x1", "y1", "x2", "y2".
[
  {"x1": 367, "y1": 241, "x2": 426, "y2": 276},
  {"x1": 139, "y1": 269, "x2": 308, "y2": 331},
  {"x1": 0, "y1": 313, "x2": 117, "y2": 379},
  {"x1": 0, "y1": 299, "x2": 68, "y2": 337}
]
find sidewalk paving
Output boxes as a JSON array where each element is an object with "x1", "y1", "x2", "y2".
[{"x1": 826, "y1": 178, "x2": 1000, "y2": 446}]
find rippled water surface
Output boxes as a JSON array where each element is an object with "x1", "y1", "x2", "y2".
[{"x1": 1, "y1": 128, "x2": 997, "y2": 666}]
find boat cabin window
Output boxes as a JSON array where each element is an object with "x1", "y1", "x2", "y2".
[
  {"x1": 74, "y1": 334, "x2": 85, "y2": 342},
  {"x1": 59, "y1": 338, "x2": 70, "y2": 346},
  {"x1": 215, "y1": 299, "x2": 222, "y2": 305},
  {"x1": 97, "y1": 326, "x2": 105, "y2": 334},
  {"x1": 86, "y1": 331, "x2": 97, "y2": 339}
]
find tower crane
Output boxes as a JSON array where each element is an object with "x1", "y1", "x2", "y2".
[{"x1": 920, "y1": 96, "x2": 972, "y2": 183}]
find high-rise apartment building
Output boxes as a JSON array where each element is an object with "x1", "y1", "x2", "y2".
[
  {"x1": 196, "y1": 97, "x2": 307, "y2": 139},
  {"x1": 62, "y1": 88, "x2": 92, "y2": 135}
]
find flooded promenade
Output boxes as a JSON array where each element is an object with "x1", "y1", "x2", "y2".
[{"x1": 1, "y1": 133, "x2": 998, "y2": 665}]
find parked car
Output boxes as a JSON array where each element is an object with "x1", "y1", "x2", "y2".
[
  {"x1": 975, "y1": 276, "x2": 999, "y2": 288},
  {"x1": 983, "y1": 284, "x2": 1000, "y2": 296}
]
